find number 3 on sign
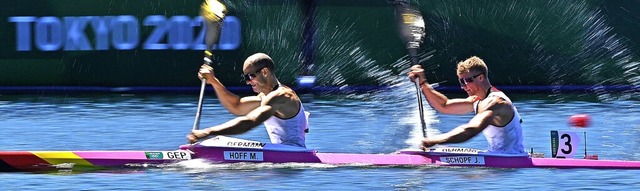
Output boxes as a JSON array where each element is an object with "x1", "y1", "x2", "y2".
[{"x1": 550, "y1": 130, "x2": 580, "y2": 158}]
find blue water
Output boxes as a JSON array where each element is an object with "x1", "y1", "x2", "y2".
[{"x1": 1, "y1": 86, "x2": 640, "y2": 190}]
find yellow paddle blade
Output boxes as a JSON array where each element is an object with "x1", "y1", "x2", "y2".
[{"x1": 201, "y1": 0, "x2": 227, "y2": 22}]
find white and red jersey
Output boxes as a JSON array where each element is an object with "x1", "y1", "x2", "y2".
[
  {"x1": 263, "y1": 102, "x2": 309, "y2": 148},
  {"x1": 474, "y1": 88, "x2": 525, "y2": 154}
]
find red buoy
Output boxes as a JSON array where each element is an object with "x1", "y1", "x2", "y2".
[{"x1": 569, "y1": 114, "x2": 590, "y2": 127}]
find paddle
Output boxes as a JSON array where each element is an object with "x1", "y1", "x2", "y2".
[
  {"x1": 392, "y1": 0, "x2": 427, "y2": 137},
  {"x1": 192, "y1": 0, "x2": 227, "y2": 131}
]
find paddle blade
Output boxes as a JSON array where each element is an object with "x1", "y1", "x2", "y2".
[
  {"x1": 201, "y1": 0, "x2": 227, "y2": 52},
  {"x1": 393, "y1": 0, "x2": 426, "y2": 50}
]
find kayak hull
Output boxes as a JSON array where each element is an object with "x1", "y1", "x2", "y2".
[
  {"x1": 2, "y1": 136, "x2": 640, "y2": 171},
  {"x1": 190, "y1": 146, "x2": 640, "y2": 169}
]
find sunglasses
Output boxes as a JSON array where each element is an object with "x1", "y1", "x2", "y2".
[
  {"x1": 241, "y1": 66, "x2": 267, "y2": 81},
  {"x1": 458, "y1": 73, "x2": 483, "y2": 85}
]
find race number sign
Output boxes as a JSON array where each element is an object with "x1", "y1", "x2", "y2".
[{"x1": 550, "y1": 130, "x2": 581, "y2": 158}]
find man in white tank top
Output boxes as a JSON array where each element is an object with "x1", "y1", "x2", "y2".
[
  {"x1": 187, "y1": 53, "x2": 309, "y2": 148},
  {"x1": 408, "y1": 56, "x2": 525, "y2": 154}
]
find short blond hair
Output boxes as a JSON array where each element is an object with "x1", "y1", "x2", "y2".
[{"x1": 456, "y1": 56, "x2": 488, "y2": 76}]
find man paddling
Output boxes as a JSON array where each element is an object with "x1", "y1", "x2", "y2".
[
  {"x1": 188, "y1": 53, "x2": 310, "y2": 148},
  {"x1": 408, "y1": 56, "x2": 525, "y2": 154}
]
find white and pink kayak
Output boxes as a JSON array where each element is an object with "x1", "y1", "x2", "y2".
[{"x1": 2, "y1": 134, "x2": 640, "y2": 172}]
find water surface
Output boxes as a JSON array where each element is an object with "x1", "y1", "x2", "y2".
[{"x1": 1, "y1": 90, "x2": 639, "y2": 190}]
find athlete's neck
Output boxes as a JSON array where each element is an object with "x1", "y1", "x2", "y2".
[
  {"x1": 480, "y1": 86, "x2": 493, "y2": 101},
  {"x1": 264, "y1": 80, "x2": 281, "y2": 94}
]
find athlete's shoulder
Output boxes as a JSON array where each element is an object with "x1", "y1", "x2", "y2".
[
  {"x1": 480, "y1": 95, "x2": 513, "y2": 112},
  {"x1": 268, "y1": 85, "x2": 297, "y2": 98},
  {"x1": 265, "y1": 86, "x2": 299, "y2": 105}
]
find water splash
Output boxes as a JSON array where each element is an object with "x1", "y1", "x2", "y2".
[
  {"x1": 222, "y1": 0, "x2": 305, "y2": 82},
  {"x1": 307, "y1": 4, "x2": 446, "y2": 148},
  {"x1": 224, "y1": 1, "x2": 640, "y2": 103},
  {"x1": 348, "y1": 75, "x2": 442, "y2": 149},
  {"x1": 422, "y1": 0, "x2": 639, "y2": 101},
  {"x1": 313, "y1": 16, "x2": 379, "y2": 87}
]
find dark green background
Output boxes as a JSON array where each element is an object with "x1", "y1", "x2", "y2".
[{"x1": 1, "y1": 0, "x2": 639, "y2": 88}]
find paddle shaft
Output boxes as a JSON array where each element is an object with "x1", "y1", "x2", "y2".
[
  {"x1": 192, "y1": 0, "x2": 226, "y2": 131},
  {"x1": 408, "y1": 48, "x2": 427, "y2": 138},
  {"x1": 192, "y1": 54, "x2": 213, "y2": 131},
  {"x1": 192, "y1": 78, "x2": 207, "y2": 131}
]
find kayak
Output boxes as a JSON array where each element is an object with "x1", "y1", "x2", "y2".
[
  {"x1": 183, "y1": 135, "x2": 640, "y2": 169},
  {"x1": 2, "y1": 134, "x2": 640, "y2": 172}
]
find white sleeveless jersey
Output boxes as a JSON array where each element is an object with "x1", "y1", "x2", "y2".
[
  {"x1": 263, "y1": 102, "x2": 309, "y2": 148},
  {"x1": 474, "y1": 90, "x2": 525, "y2": 154}
]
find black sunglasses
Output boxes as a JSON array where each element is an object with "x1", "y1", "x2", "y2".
[
  {"x1": 458, "y1": 73, "x2": 483, "y2": 85},
  {"x1": 241, "y1": 66, "x2": 267, "y2": 81}
]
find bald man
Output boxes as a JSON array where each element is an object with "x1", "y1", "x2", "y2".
[{"x1": 188, "y1": 53, "x2": 309, "y2": 147}]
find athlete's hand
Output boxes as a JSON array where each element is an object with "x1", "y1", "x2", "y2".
[
  {"x1": 198, "y1": 64, "x2": 217, "y2": 84},
  {"x1": 187, "y1": 129, "x2": 210, "y2": 144},
  {"x1": 420, "y1": 138, "x2": 438, "y2": 150},
  {"x1": 408, "y1": 65, "x2": 427, "y2": 84}
]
